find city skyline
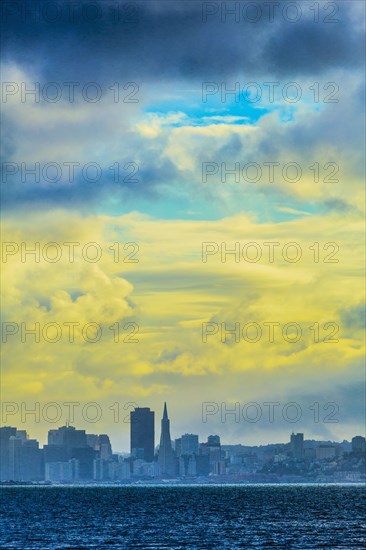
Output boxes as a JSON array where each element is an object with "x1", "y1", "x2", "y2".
[
  {"x1": 1, "y1": 395, "x2": 364, "y2": 451},
  {"x1": 1, "y1": 416, "x2": 364, "y2": 484},
  {"x1": 1, "y1": 399, "x2": 365, "y2": 483},
  {"x1": 1, "y1": 400, "x2": 364, "y2": 456}
]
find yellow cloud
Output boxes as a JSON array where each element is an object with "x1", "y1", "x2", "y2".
[{"x1": 1, "y1": 208, "x2": 364, "y2": 445}]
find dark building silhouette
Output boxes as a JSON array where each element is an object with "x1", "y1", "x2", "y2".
[
  {"x1": 45, "y1": 425, "x2": 94, "y2": 480},
  {"x1": 99, "y1": 434, "x2": 112, "y2": 459},
  {"x1": 0, "y1": 428, "x2": 42, "y2": 482},
  {"x1": 2, "y1": 418, "x2": 365, "y2": 483},
  {"x1": 200, "y1": 435, "x2": 223, "y2": 474},
  {"x1": 174, "y1": 437, "x2": 181, "y2": 457},
  {"x1": 290, "y1": 432, "x2": 304, "y2": 459},
  {"x1": 19, "y1": 439, "x2": 42, "y2": 481},
  {"x1": 196, "y1": 455, "x2": 210, "y2": 476},
  {"x1": 48, "y1": 425, "x2": 87, "y2": 458},
  {"x1": 9, "y1": 436, "x2": 22, "y2": 480},
  {"x1": 0, "y1": 427, "x2": 17, "y2": 480},
  {"x1": 352, "y1": 435, "x2": 366, "y2": 454},
  {"x1": 87, "y1": 434, "x2": 113, "y2": 459},
  {"x1": 130, "y1": 407, "x2": 155, "y2": 462},
  {"x1": 43, "y1": 444, "x2": 67, "y2": 463},
  {"x1": 158, "y1": 402, "x2": 176, "y2": 477},
  {"x1": 72, "y1": 446, "x2": 95, "y2": 479},
  {"x1": 207, "y1": 435, "x2": 221, "y2": 446}
]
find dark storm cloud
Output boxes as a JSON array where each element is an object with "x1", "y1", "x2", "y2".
[
  {"x1": 1, "y1": 1, "x2": 364, "y2": 209},
  {"x1": 1, "y1": 0, "x2": 363, "y2": 82}
]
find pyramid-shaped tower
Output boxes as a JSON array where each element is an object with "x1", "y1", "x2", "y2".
[{"x1": 158, "y1": 402, "x2": 176, "y2": 477}]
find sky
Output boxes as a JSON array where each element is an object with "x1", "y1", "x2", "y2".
[{"x1": 1, "y1": 0, "x2": 365, "y2": 451}]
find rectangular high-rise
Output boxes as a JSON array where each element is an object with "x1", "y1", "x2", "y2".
[
  {"x1": 0, "y1": 427, "x2": 17, "y2": 480},
  {"x1": 48, "y1": 425, "x2": 87, "y2": 457},
  {"x1": 290, "y1": 432, "x2": 304, "y2": 459},
  {"x1": 130, "y1": 407, "x2": 155, "y2": 462}
]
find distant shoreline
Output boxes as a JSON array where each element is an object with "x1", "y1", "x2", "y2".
[{"x1": 1, "y1": 481, "x2": 365, "y2": 488}]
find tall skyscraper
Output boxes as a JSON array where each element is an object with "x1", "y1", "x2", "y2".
[
  {"x1": 158, "y1": 402, "x2": 176, "y2": 477},
  {"x1": 0, "y1": 427, "x2": 17, "y2": 480},
  {"x1": 130, "y1": 407, "x2": 155, "y2": 462}
]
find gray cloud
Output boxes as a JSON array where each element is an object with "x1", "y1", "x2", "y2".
[
  {"x1": 2, "y1": 1, "x2": 363, "y2": 82},
  {"x1": 339, "y1": 303, "x2": 366, "y2": 332},
  {"x1": 1, "y1": 1, "x2": 364, "y2": 211}
]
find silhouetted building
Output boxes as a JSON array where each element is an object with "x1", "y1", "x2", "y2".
[
  {"x1": 158, "y1": 402, "x2": 176, "y2": 477},
  {"x1": 1, "y1": 429, "x2": 42, "y2": 482},
  {"x1": 200, "y1": 435, "x2": 223, "y2": 473},
  {"x1": 72, "y1": 447, "x2": 95, "y2": 480},
  {"x1": 86, "y1": 433, "x2": 112, "y2": 460},
  {"x1": 45, "y1": 425, "x2": 94, "y2": 479},
  {"x1": 48, "y1": 425, "x2": 87, "y2": 458},
  {"x1": 181, "y1": 434, "x2": 199, "y2": 456},
  {"x1": 290, "y1": 432, "x2": 304, "y2": 459},
  {"x1": 20, "y1": 439, "x2": 42, "y2": 481},
  {"x1": 0, "y1": 427, "x2": 17, "y2": 480},
  {"x1": 43, "y1": 444, "x2": 67, "y2": 463},
  {"x1": 99, "y1": 434, "x2": 112, "y2": 459},
  {"x1": 352, "y1": 436, "x2": 366, "y2": 454},
  {"x1": 9, "y1": 436, "x2": 22, "y2": 480},
  {"x1": 196, "y1": 455, "x2": 210, "y2": 476},
  {"x1": 316, "y1": 445, "x2": 336, "y2": 460},
  {"x1": 130, "y1": 407, "x2": 155, "y2": 462},
  {"x1": 3, "y1": 419, "x2": 364, "y2": 484},
  {"x1": 207, "y1": 435, "x2": 220, "y2": 446},
  {"x1": 174, "y1": 438, "x2": 182, "y2": 456}
]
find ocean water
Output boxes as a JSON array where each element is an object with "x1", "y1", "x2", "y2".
[{"x1": 0, "y1": 485, "x2": 365, "y2": 549}]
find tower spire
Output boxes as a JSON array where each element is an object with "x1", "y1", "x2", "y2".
[{"x1": 158, "y1": 402, "x2": 176, "y2": 477}]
